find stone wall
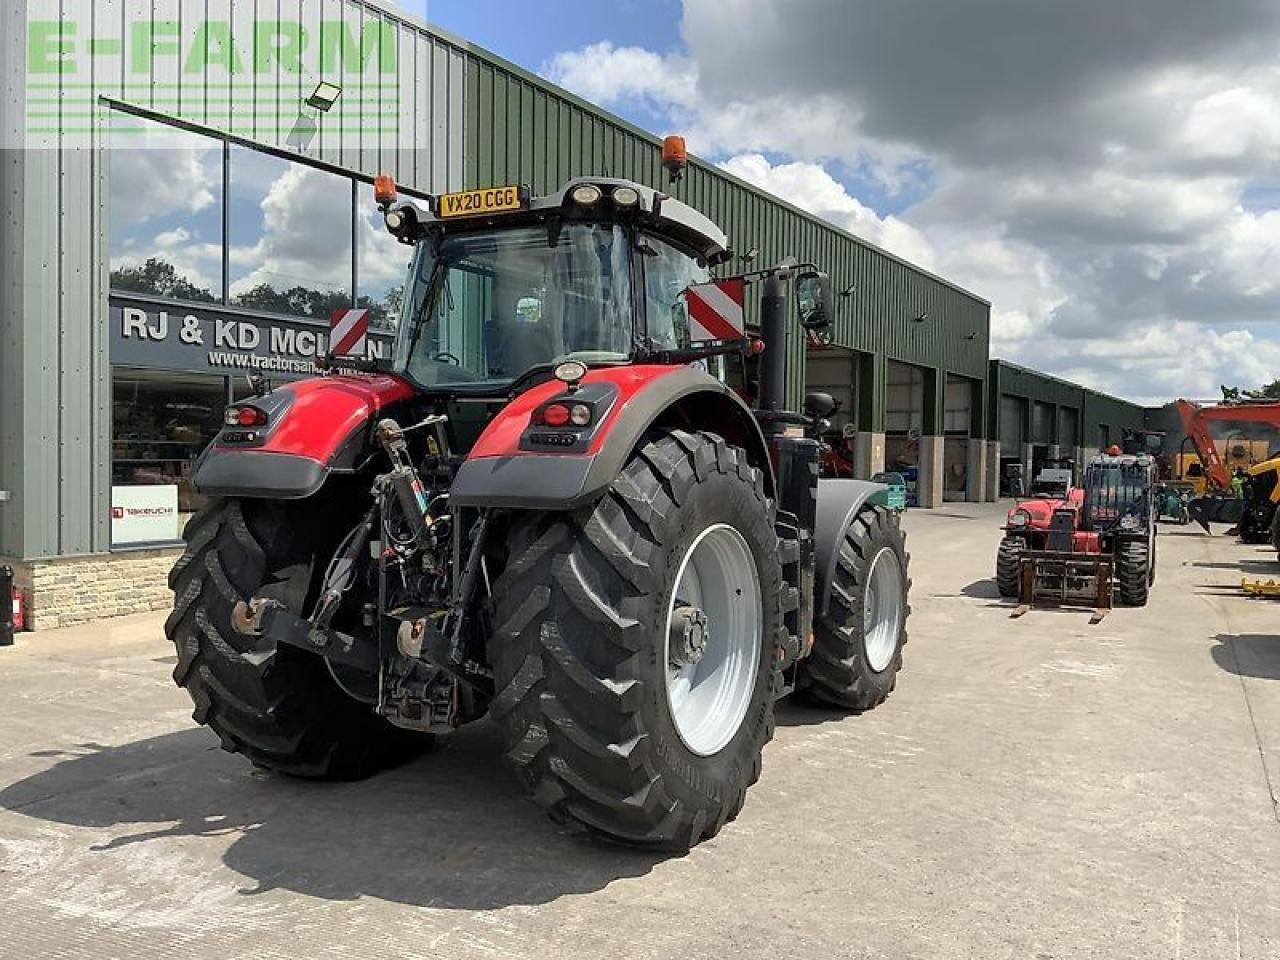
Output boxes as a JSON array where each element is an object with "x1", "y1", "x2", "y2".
[{"x1": 1, "y1": 549, "x2": 181, "y2": 631}]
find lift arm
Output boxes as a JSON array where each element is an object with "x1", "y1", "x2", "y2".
[{"x1": 1176, "y1": 399, "x2": 1230, "y2": 491}]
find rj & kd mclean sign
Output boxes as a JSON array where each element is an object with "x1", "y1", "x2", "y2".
[{"x1": 110, "y1": 296, "x2": 394, "y2": 378}]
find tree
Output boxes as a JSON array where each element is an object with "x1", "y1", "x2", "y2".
[
  {"x1": 111, "y1": 258, "x2": 216, "y2": 302},
  {"x1": 1222, "y1": 381, "x2": 1280, "y2": 402},
  {"x1": 234, "y1": 284, "x2": 355, "y2": 320},
  {"x1": 1248, "y1": 380, "x2": 1280, "y2": 400}
]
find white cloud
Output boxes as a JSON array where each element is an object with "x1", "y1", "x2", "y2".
[
  {"x1": 228, "y1": 166, "x2": 354, "y2": 297},
  {"x1": 543, "y1": 42, "x2": 699, "y2": 114},
  {"x1": 109, "y1": 141, "x2": 218, "y2": 228},
  {"x1": 718, "y1": 154, "x2": 937, "y2": 269},
  {"x1": 542, "y1": 0, "x2": 1280, "y2": 401}
]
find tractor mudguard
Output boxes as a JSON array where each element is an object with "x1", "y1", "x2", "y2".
[
  {"x1": 813, "y1": 478, "x2": 891, "y2": 617},
  {"x1": 450, "y1": 365, "x2": 774, "y2": 510},
  {"x1": 192, "y1": 375, "x2": 415, "y2": 499}
]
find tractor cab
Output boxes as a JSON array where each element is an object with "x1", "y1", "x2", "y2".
[
  {"x1": 1079, "y1": 454, "x2": 1156, "y2": 536},
  {"x1": 372, "y1": 176, "x2": 827, "y2": 400}
]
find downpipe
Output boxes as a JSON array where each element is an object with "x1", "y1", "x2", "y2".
[{"x1": 1, "y1": 565, "x2": 14, "y2": 647}]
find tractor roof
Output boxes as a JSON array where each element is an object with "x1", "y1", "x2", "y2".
[
  {"x1": 1089, "y1": 453, "x2": 1154, "y2": 469},
  {"x1": 398, "y1": 177, "x2": 732, "y2": 266}
]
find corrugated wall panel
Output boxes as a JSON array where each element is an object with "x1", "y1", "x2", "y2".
[
  {"x1": 4, "y1": 0, "x2": 467, "y2": 558},
  {"x1": 455, "y1": 45, "x2": 989, "y2": 392},
  {"x1": 989, "y1": 360, "x2": 1146, "y2": 449}
]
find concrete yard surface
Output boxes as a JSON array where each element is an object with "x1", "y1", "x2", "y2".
[{"x1": 1, "y1": 502, "x2": 1277, "y2": 959}]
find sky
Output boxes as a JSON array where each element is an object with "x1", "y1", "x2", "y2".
[{"x1": 397, "y1": 0, "x2": 1280, "y2": 406}]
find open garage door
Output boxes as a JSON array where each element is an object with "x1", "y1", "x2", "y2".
[
  {"x1": 804, "y1": 349, "x2": 857, "y2": 436},
  {"x1": 943, "y1": 375, "x2": 973, "y2": 501},
  {"x1": 886, "y1": 361, "x2": 924, "y2": 501},
  {"x1": 999, "y1": 394, "x2": 1024, "y2": 452}
]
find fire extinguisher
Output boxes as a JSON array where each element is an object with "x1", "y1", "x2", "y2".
[
  {"x1": 0, "y1": 565, "x2": 14, "y2": 647},
  {"x1": 13, "y1": 582, "x2": 25, "y2": 632}
]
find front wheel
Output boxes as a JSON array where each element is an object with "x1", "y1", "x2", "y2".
[
  {"x1": 1116, "y1": 540, "x2": 1150, "y2": 607},
  {"x1": 489, "y1": 430, "x2": 785, "y2": 849},
  {"x1": 996, "y1": 534, "x2": 1025, "y2": 598},
  {"x1": 798, "y1": 506, "x2": 910, "y2": 710}
]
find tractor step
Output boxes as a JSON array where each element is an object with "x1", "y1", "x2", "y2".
[{"x1": 1014, "y1": 549, "x2": 1114, "y2": 620}]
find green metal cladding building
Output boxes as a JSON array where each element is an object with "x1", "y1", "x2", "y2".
[
  {"x1": 3, "y1": 0, "x2": 1125, "y2": 628},
  {"x1": 988, "y1": 360, "x2": 1147, "y2": 491}
]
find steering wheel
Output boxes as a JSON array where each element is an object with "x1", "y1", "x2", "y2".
[{"x1": 432, "y1": 352, "x2": 461, "y2": 366}]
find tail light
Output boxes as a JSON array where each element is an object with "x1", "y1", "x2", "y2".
[
  {"x1": 225, "y1": 406, "x2": 268, "y2": 428},
  {"x1": 541, "y1": 404, "x2": 571, "y2": 427},
  {"x1": 535, "y1": 403, "x2": 593, "y2": 429}
]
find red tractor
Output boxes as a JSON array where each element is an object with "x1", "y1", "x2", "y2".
[
  {"x1": 995, "y1": 452, "x2": 1156, "y2": 612},
  {"x1": 167, "y1": 172, "x2": 911, "y2": 849}
]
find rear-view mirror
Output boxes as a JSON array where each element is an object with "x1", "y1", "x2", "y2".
[{"x1": 796, "y1": 270, "x2": 832, "y2": 330}]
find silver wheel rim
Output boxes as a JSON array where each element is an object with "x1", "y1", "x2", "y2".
[
  {"x1": 863, "y1": 547, "x2": 904, "y2": 673},
  {"x1": 663, "y1": 524, "x2": 762, "y2": 757}
]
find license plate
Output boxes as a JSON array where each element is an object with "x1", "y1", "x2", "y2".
[{"x1": 437, "y1": 185, "x2": 523, "y2": 218}]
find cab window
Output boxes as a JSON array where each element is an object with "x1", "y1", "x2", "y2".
[{"x1": 644, "y1": 235, "x2": 710, "y2": 350}]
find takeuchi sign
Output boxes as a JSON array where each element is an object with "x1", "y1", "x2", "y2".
[{"x1": 109, "y1": 295, "x2": 394, "y2": 378}]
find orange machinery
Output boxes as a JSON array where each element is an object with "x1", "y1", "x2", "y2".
[{"x1": 1176, "y1": 398, "x2": 1280, "y2": 532}]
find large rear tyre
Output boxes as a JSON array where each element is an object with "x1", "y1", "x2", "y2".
[
  {"x1": 1116, "y1": 540, "x2": 1150, "y2": 607},
  {"x1": 490, "y1": 430, "x2": 785, "y2": 850},
  {"x1": 996, "y1": 534, "x2": 1025, "y2": 598},
  {"x1": 166, "y1": 499, "x2": 427, "y2": 780},
  {"x1": 797, "y1": 506, "x2": 910, "y2": 710}
]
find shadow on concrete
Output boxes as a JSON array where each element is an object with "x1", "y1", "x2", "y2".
[
  {"x1": 960, "y1": 579, "x2": 1003, "y2": 600},
  {"x1": 775, "y1": 700, "x2": 860, "y2": 727},
  {"x1": 0, "y1": 723, "x2": 667, "y2": 908},
  {"x1": 1211, "y1": 634, "x2": 1280, "y2": 681},
  {"x1": 1188, "y1": 559, "x2": 1280, "y2": 571}
]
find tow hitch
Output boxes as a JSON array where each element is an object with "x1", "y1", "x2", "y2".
[{"x1": 232, "y1": 598, "x2": 380, "y2": 673}]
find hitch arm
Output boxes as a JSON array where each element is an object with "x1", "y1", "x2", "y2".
[{"x1": 233, "y1": 598, "x2": 379, "y2": 674}]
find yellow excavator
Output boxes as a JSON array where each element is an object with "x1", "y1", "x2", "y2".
[{"x1": 1177, "y1": 399, "x2": 1280, "y2": 549}]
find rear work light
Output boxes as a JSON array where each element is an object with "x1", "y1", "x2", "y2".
[{"x1": 225, "y1": 406, "x2": 268, "y2": 428}]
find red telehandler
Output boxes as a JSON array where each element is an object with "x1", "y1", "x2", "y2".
[{"x1": 166, "y1": 157, "x2": 911, "y2": 849}]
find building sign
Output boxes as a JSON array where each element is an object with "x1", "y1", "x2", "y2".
[
  {"x1": 111, "y1": 485, "x2": 180, "y2": 546},
  {"x1": 110, "y1": 296, "x2": 395, "y2": 378}
]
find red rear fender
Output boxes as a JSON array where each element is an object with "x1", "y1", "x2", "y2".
[
  {"x1": 250, "y1": 375, "x2": 415, "y2": 462},
  {"x1": 452, "y1": 365, "x2": 773, "y2": 510},
  {"x1": 193, "y1": 374, "x2": 415, "y2": 500}
]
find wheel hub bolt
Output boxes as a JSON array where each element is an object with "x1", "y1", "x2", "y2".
[{"x1": 669, "y1": 605, "x2": 709, "y2": 668}]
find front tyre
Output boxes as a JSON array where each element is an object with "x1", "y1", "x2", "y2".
[
  {"x1": 490, "y1": 430, "x2": 785, "y2": 849},
  {"x1": 996, "y1": 534, "x2": 1025, "y2": 598},
  {"x1": 166, "y1": 499, "x2": 427, "y2": 779},
  {"x1": 1116, "y1": 540, "x2": 1150, "y2": 607},
  {"x1": 798, "y1": 506, "x2": 911, "y2": 710}
]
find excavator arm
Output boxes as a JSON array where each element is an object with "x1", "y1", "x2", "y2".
[
  {"x1": 1177, "y1": 397, "x2": 1280, "y2": 532},
  {"x1": 1175, "y1": 399, "x2": 1231, "y2": 490}
]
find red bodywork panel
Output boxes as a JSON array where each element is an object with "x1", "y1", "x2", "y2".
[
  {"x1": 1005, "y1": 487, "x2": 1084, "y2": 530},
  {"x1": 1071, "y1": 531, "x2": 1102, "y2": 553},
  {"x1": 1005, "y1": 488, "x2": 1099, "y2": 551},
  {"x1": 219, "y1": 375, "x2": 415, "y2": 464},
  {"x1": 467, "y1": 365, "x2": 683, "y2": 460}
]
